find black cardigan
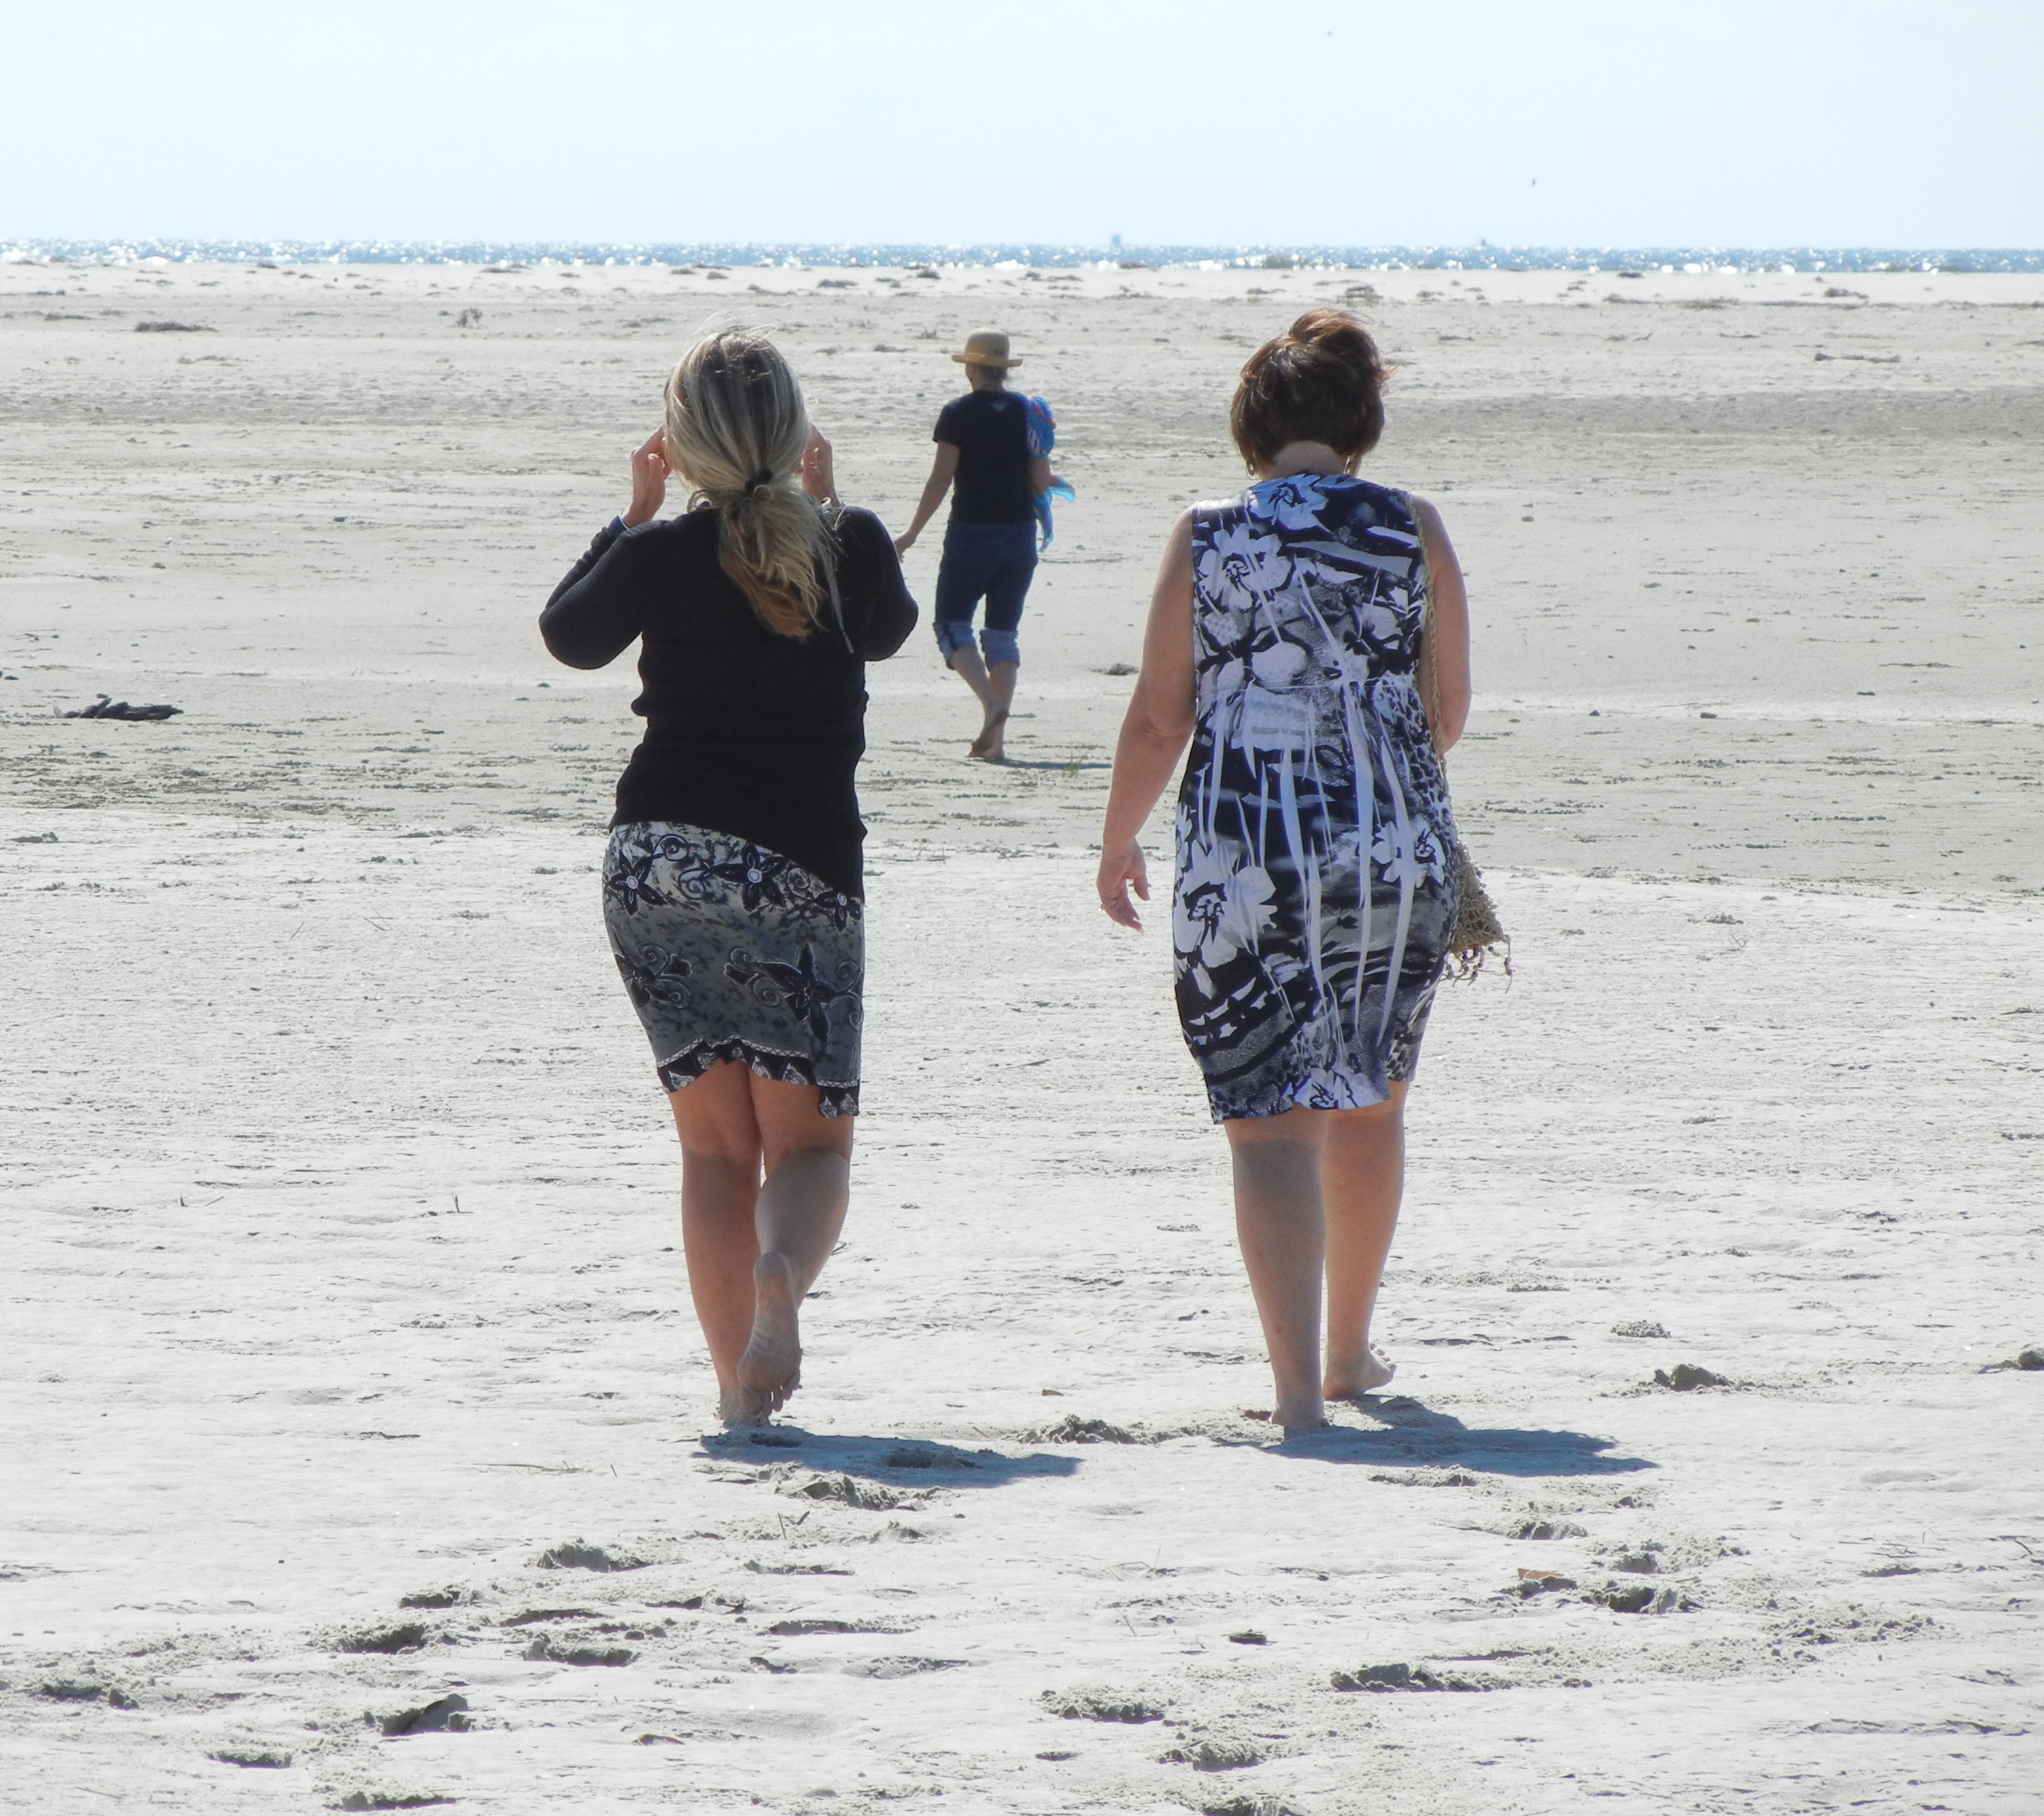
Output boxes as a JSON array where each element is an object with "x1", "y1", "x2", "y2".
[{"x1": 540, "y1": 506, "x2": 917, "y2": 898}]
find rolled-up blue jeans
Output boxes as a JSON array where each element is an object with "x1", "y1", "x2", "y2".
[{"x1": 933, "y1": 519, "x2": 1036, "y2": 668}]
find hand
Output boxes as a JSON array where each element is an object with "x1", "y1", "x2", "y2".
[
  {"x1": 622, "y1": 428, "x2": 668, "y2": 528},
  {"x1": 800, "y1": 428, "x2": 837, "y2": 504},
  {"x1": 1097, "y1": 839, "x2": 1150, "y2": 930},
  {"x1": 891, "y1": 529, "x2": 917, "y2": 558}
]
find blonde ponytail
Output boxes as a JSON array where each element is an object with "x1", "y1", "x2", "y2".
[{"x1": 662, "y1": 331, "x2": 835, "y2": 638}]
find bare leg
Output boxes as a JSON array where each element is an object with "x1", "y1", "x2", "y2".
[
  {"x1": 947, "y1": 647, "x2": 1017, "y2": 760},
  {"x1": 732, "y1": 1073, "x2": 854, "y2": 1422},
  {"x1": 1322, "y1": 1086, "x2": 1408, "y2": 1400},
  {"x1": 668, "y1": 1065, "x2": 766, "y2": 1420},
  {"x1": 969, "y1": 660, "x2": 1019, "y2": 760},
  {"x1": 947, "y1": 643, "x2": 997, "y2": 718},
  {"x1": 1224, "y1": 1107, "x2": 1329, "y2": 1433}
]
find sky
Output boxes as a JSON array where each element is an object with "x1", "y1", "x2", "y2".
[{"x1": 3, "y1": 0, "x2": 2039, "y2": 248}]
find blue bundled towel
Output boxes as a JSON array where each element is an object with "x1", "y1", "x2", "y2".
[{"x1": 1023, "y1": 395, "x2": 1075, "y2": 549}]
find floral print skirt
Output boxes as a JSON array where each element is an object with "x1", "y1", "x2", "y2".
[{"x1": 602, "y1": 822, "x2": 864, "y2": 1117}]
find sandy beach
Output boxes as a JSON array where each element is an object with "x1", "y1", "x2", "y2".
[{"x1": 3, "y1": 258, "x2": 2041, "y2": 1814}]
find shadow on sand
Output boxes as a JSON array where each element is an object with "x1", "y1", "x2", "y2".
[
  {"x1": 1261, "y1": 1396, "x2": 1654, "y2": 1479},
  {"x1": 700, "y1": 1428, "x2": 1080, "y2": 1489}
]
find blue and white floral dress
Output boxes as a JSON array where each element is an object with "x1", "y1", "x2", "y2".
[{"x1": 1173, "y1": 473, "x2": 1458, "y2": 1122}]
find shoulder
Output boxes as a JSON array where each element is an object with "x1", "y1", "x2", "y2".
[
  {"x1": 622, "y1": 509, "x2": 715, "y2": 552},
  {"x1": 831, "y1": 504, "x2": 891, "y2": 554},
  {"x1": 1309, "y1": 475, "x2": 1425, "y2": 548}
]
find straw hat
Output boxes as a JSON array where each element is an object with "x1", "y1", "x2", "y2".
[{"x1": 950, "y1": 329, "x2": 1020, "y2": 369}]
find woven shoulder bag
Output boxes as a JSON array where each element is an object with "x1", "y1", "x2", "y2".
[{"x1": 1411, "y1": 499, "x2": 1510, "y2": 980}]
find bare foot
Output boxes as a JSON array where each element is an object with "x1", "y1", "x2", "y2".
[
  {"x1": 735, "y1": 1253, "x2": 802, "y2": 1422},
  {"x1": 1273, "y1": 1396, "x2": 1326, "y2": 1434},
  {"x1": 968, "y1": 709, "x2": 1008, "y2": 762},
  {"x1": 1324, "y1": 1345, "x2": 1397, "y2": 1402},
  {"x1": 717, "y1": 1386, "x2": 769, "y2": 1430}
]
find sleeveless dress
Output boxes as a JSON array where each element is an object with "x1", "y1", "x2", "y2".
[{"x1": 1174, "y1": 473, "x2": 1459, "y2": 1122}]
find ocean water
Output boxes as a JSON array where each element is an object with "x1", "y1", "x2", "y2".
[{"x1": 5, "y1": 238, "x2": 2042, "y2": 274}]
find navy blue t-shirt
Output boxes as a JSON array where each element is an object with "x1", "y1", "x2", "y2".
[{"x1": 934, "y1": 388, "x2": 1034, "y2": 525}]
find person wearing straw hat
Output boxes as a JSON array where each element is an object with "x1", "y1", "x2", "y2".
[{"x1": 893, "y1": 329, "x2": 1055, "y2": 762}]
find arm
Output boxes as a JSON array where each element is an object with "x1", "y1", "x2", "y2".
[
  {"x1": 1029, "y1": 453, "x2": 1053, "y2": 494},
  {"x1": 836, "y1": 509, "x2": 918, "y2": 661},
  {"x1": 538, "y1": 429, "x2": 664, "y2": 668},
  {"x1": 1096, "y1": 512, "x2": 1197, "y2": 930},
  {"x1": 893, "y1": 443, "x2": 959, "y2": 556},
  {"x1": 1412, "y1": 495, "x2": 1471, "y2": 751}
]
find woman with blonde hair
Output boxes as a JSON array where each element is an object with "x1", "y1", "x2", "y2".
[
  {"x1": 1096, "y1": 311, "x2": 1472, "y2": 1436},
  {"x1": 541, "y1": 330, "x2": 916, "y2": 1426}
]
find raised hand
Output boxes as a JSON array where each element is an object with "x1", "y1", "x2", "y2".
[
  {"x1": 622, "y1": 428, "x2": 668, "y2": 528},
  {"x1": 800, "y1": 428, "x2": 838, "y2": 505}
]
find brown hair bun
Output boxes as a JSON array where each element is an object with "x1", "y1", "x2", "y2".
[{"x1": 1229, "y1": 309, "x2": 1389, "y2": 473}]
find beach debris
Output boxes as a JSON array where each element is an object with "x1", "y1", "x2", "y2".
[
  {"x1": 1160, "y1": 1738, "x2": 1266, "y2": 1771},
  {"x1": 536, "y1": 1541, "x2": 648, "y2": 1572},
  {"x1": 335, "y1": 1794, "x2": 455, "y2": 1811},
  {"x1": 1100, "y1": 662, "x2": 1138, "y2": 676},
  {"x1": 339, "y1": 1622, "x2": 428, "y2": 1655},
  {"x1": 453, "y1": 307, "x2": 481, "y2": 328},
  {"x1": 1612, "y1": 1319, "x2": 1670, "y2": 1339},
  {"x1": 1505, "y1": 1569, "x2": 1578, "y2": 1598},
  {"x1": 1979, "y1": 1346, "x2": 2044, "y2": 1373},
  {"x1": 764, "y1": 1618, "x2": 860, "y2": 1636},
  {"x1": 211, "y1": 1749, "x2": 292, "y2": 1768},
  {"x1": 134, "y1": 320, "x2": 214, "y2": 332},
  {"x1": 1588, "y1": 1581, "x2": 1695, "y2": 1614},
  {"x1": 498, "y1": 1607, "x2": 600, "y2": 1627},
  {"x1": 843, "y1": 1655, "x2": 972, "y2": 1677},
  {"x1": 1330, "y1": 1662, "x2": 1488, "y2": 1692},
  {"x1": 63, "y1": 694, "x2": 182, "y2": 720},
  {"x1": 1196, "y1": 1798, "x2": 1301, "y2": 1816},
  {"x1": 1609, "y1": 1551, "x2": 1661, "y2": 1574},
  {"x1": 1042, "y1": 1689, "x2": 1165, "y2": 1723},
  {"x1": 857, "y1": 1519, "x2": 930, "y2": 1543},
  {"x1": 396, "y1": 1589, "x2": 468, "y2": 1609},
  {"x1": 1654, "y1": 1363, "x2": 1727, "y2": 1390},
  {"x1": 37, "y1": 1679, "x2": 113, "y2": 1701},
  {"x1": 374, "y1": 1693, "x2": 471, "y2": 1737},
  {"x1": 1227, "y1": 1630, "x2": 1269, "y2": 1645},
  {"x1": 747, "y1": 1654, "x2": 798, "y2": 1674},
  {"x1": 817, "y1": 277, "x2": 855, "y2": 289},
  {"x1": 482, "y1": 263, "x2": 527, "y2": 273},
  {"x1": 790, "y1": 1473, "x2": 910, "y2": 1509},
  {"x1": 524, "y1": 1635, "x2": 636, "y2": 1666},
  {"x1": 12, "y1": 832, "x2": 58, "y2": 842},
  {"x1": 1026, "y1": 1414, "x2": 1141, "y2": 1444},
  {"x1": 1511, "y1": 1518, "x2": 1588, "y2": 1540},
  {"x1": 635, "y1": 1732, "x2": 687, "y2": 1744},
  {"x1": 883, "y1": 1445, "x2": 983, "y2": 1470}
]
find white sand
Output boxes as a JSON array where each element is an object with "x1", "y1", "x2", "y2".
[{"x1": 3, "y1": 259, "x2": 2041, "y2": 1813}]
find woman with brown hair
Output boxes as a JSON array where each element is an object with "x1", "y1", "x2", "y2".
[
  {"x1": 541, "y1": 330, "x2": 916, "y2": 1427},
  {"x1": 1096, "y1": 311, "x2": 1473, "y2": 1435}
]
